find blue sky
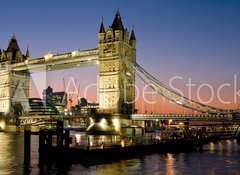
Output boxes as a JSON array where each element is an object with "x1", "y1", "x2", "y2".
[{"x1": 1, "y1": 0, "x2": 240, "y2": 112}]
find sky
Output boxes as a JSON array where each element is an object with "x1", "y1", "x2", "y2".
[{"x1": 0, "y1": 0, "x2": 240, "y2": 113}]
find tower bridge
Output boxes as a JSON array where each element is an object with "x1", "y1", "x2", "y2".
[{"x1": 0, "y1": 10, "x2": 239, "y2": 133}]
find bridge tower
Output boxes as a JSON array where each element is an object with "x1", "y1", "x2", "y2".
[
  {"x1": 0, "y1": 36, "x2": 30, "y2": 118},
  {"x1": 98, "y1": 10, "x2": 136, "y2": 114}
]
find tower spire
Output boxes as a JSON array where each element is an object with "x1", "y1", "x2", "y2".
[
  {"x1": 26, "y1": 45, "x2": 30, "y2": 59},
  {"x1": 130, "y1": 27, "x2": 136, "y2": 41},
  {"x1": 99, "y1": 17, "x2": 105, "y2": 33},
  {"x1": 111, "y1": 9, "x2": 124, "y2": 31},
  {"x1": 116, "y1": 7, "x2": 120, "y2": 18},
  {"x1": 12, "y1": 33, "x2": 16, "y2": 40},
  {"x1": 7, "y1": 35, "x2": 21, "y2": 52}
]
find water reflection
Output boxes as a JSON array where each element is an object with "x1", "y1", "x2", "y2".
[
  {"x1": 0, "y1": 132, "x2": 240, "y2": 174},
  {"x1": 226, "y1": 140, "x2": 232, "y2": 155},
  {"x1": 218, "y1": 141, "x2": 223, "y2": 155},
  {"x1": 166, "y1": 153, "x2": 176, "y2": 175},
  {"x1": 209, "y1": 142, "x2": 215, "y2": 153},
  {"x1": 0, "y1": 133, "x2": 24, "y2": 175}
]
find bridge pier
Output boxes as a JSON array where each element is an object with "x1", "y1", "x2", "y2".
[
  {"x1": 198, "y1": 144, "x2": 203, "y2": 152},
  {"x1": 237, "y1": 133, "x2": 240, "y2": 144},
  {"x1": 24, "y1": 130, "x2": 31, "y2": 166}
]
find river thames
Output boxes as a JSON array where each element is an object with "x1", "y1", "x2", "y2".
[{"x1": 0, "y1": 132, "x2": 240, "y2": 175}]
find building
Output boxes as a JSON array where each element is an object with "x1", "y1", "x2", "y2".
[
  {"x1": 42, "y1": 86, "x2": 67, "y2": 114},
  {"x1": 70, "y1": 98, "x2": 99, "y2": 116},
  {"x1": 80, "y1": 97, "x2": 88, "y2": 106},
  {"x1": 80, "y1": 102, "x2": 99, "y2": 115},
  {"x1": 29, "y1": 98, "x2": 59, "y2": 115},
  {"x1": 0, "y1": 36, "x2": 30, "y2": 117},
  {"x1": 98, "y1": 10, "x2": 136, "y2": 114}
]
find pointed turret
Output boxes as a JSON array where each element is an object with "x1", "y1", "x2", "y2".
[
  {"x1": 25, "y1": 46, "x2": 30, "y2": 60},
  {"x1": 7, "y1": 35, "x2": 21, "y2": 53},
  {"x1": 6, "y1": 35, "x2": 23, "y2": 63},
  {"x1": 98, "y1": 18, "x2": 106, "y2": 43},
  {"x1": 99, "y1": 18, "x2": 105, "y2": 33},
  {"x1": 111, "y1": 9, "x2": 124, "y2": 31},
  {"x1": 130, "y1": 29, "x2": 136, "y2": 41},
  {"x1": 130, "y1": 28, "x2": 136, "y2": 48}
]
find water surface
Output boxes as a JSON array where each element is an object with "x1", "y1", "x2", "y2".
[{"x1": 0, "y1": 132, "x2": 240, "y2": 175}]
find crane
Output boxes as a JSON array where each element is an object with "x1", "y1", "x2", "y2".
[{"x1": 68, "y1": 78, "x2": 78, "y2": 109}]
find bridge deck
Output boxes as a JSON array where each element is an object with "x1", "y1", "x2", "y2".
[{"x1": 131, "y1": 114, "x2": 233, "y2": 121}]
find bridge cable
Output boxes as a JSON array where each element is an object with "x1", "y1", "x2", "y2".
[{"x1": 121, "y1": 56, "x2": 237, "y2": 115}]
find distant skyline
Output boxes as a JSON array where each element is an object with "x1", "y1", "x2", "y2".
[{"x1": 1, "y1": 0, "x2": 240, "y2": 113}]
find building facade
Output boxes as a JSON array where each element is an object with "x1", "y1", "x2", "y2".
[
  {"x1": 0, "y1": 36, "x2": 30, "y2": 117},
  {"x1": 98, "y1": 10, "x2": 136, "y2": 114}
]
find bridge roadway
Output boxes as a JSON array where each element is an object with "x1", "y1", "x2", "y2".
[
  {"x1": 11, "y1": 49, "x2": 99, "y2": 73},
  {"x1": 18, "y1": 114, "x2": 87, "y2": 126},
  {"x1": 130, "y1": 113, "x2": 236, "y2": 122},
  {"x1": 18, "y1": 113, "x2": 239, "y2": 126}
]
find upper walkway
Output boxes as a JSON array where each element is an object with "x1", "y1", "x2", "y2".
[{"x1": 11, "y1": 49, "x2": 99, "y2": 73}]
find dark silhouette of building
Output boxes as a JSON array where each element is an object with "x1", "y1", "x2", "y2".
[{"x1": 42, "y1": 86, "x2": 67, "y2": 114}]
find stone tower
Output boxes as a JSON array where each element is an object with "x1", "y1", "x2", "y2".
[
  {"x1": 0, "y1": 36, "x2": 30, "y2": 117},
  {"x1": 98, "y1": 10, "x2": 136, "y2": 114}
]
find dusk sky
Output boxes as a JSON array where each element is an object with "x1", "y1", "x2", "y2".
[{"x1": 1, "y1": 0, "x2": 240, "y2": 113}]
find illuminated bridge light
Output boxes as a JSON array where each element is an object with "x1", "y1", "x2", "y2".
[
  {"x1": 71, "y1": 51, "x2": 77, "y2": 57},
  {"x1": 44, "y1": 52, "x2": 53, "y2": 62},
  {"x1": 126, "y1": 72, "x2": 131, "y2": 76}
]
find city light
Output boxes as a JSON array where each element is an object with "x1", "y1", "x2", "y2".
[
  {"x1": 47, "y1": 124, "x2": 53, "y2": 129},
  {"x1": 100, "y1": 118, "x2": 107, "y2": 125},
  {"x1": 121, "y1": 140, "x2": 125, "y2": 147},
  {"x1": 112, "y1": 118, "x2": 120, "y2": 130},
  {"x1": 89, "y1": 117, "x2": 94, "y2": 125},
  {"x1": 0, "y1": 121, "x2": 6, "y2": 130},
  {"x1": 176, "y1": 101, "x2": 182, "y2": 105}
]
